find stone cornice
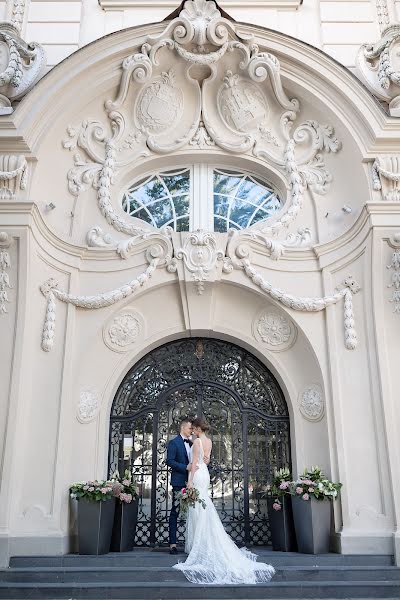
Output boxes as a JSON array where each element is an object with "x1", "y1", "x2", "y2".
[
  {"x1": 99, "y1": 0, "x2": 302, "y2": 9},
  {"x1": 1, "y1": 201, "x2": 398, "y2": 274}
]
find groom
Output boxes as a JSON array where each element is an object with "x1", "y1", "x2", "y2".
[{"x1": 166, "y1": 416, "x2": 194, "y2": 555}]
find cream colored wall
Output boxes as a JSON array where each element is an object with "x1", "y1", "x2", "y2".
[
  {"x1": 0, "y1": 3, "x2": 400, "y2": 569},
  {"x1": 10, "y1": 0, "x2": 385, "y2": 71}
]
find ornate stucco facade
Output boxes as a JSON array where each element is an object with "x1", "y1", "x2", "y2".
[{"x1": 1, "y1": 0, "x2": 400, "y2": 568}]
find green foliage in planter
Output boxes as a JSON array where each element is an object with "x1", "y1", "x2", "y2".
[
  {"x1": 265, "y1": 467, "x2": 292, "y2": 511},
  {"x1": 289, "y1": 465, "x2": 342, "y2": 501},
  {"x1": 70, "y1": 480, "x2": 114, "y2": 502}
]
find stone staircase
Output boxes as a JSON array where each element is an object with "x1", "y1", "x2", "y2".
[{"x1": 0, "y1": 549, "x2": 399, "y2": 599}]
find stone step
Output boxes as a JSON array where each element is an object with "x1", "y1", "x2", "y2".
[
  {"x1": 9, "y1": 551, "x2": 395, "y2": 568},
  {"x1": 0, "y1": 580, "x2": 399, "y2": 599},
  {"x1": 1, "y1": 566, "x2": 400, "y2": 583}
]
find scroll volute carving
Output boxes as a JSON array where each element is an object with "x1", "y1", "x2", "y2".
[{"x1": 0, "y1": 21, "x2": 46, "y2": 114}]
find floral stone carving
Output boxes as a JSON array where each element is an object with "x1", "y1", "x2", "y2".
[
  {"x1": 299, "y1": 384, "x2": 325, "y2": 421},
  {"x1": 77, "y1": 390, "x2": 99, "y2": 423},
  {"x1": 104, "y1": 309, "x2": 143, "y2": 352},
  {"x1": 253, "y1": 311, "x2": 297, "y2": 351},
  {"x1": 39, "y1": 0, "x2": 359, "y2": 354}
]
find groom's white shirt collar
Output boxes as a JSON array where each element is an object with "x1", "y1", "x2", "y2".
[{"x1": 180, "y1": 434, "x2": 192, "y2": 460}]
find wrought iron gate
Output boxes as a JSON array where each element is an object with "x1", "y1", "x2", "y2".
[{"x1": 109, "y1": 338, "x2": 291, "y2": 547}]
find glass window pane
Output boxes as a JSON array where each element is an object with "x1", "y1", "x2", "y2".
[
  {"x1": 230, "y1": 199, "x2": 256, "y2": 228},
  {"x1": 213, "y1": 169, "x2": 282, "y2": 232},
  {"x1": 214, "y1": 194, "x2": 230, "y2": 217},
  {"x1": 122, "y1": 170, "x2": 190, "y2": 231},
  {"x1": 214, "y1": 170, "x2": 243, "y2": 195}
]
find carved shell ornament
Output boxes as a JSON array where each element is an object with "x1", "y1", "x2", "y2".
[{"x1": 40, "y1": 0, "x2": 361, "y2": 352}]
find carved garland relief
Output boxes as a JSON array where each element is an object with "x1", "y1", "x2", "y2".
[
  {"x1": 39, "y1": 0, "x2": 361, "y2": 353},
  {"x1": 387, "y1": 233, "x2": 400, "y2": 314},
  {"x1": 0, "y1": 231, "x2": 12, "y2": 314}
]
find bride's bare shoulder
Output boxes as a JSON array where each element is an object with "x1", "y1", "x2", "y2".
[{"x1": 204, "y1": 436, "x2": 212, "y2": 450}]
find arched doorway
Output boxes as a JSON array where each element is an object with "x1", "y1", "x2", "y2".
[{"x1": 109, "y1": 338, "x2": 291, "y2": 547}]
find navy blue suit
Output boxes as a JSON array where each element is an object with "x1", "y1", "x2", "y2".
[{"x1": 166, "y1": 435, "x2": 190, "y2": 545}]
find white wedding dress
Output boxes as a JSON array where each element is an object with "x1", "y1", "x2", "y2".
[{"x1": 173, "y1": 437, "x2": 275, "y2": 585}]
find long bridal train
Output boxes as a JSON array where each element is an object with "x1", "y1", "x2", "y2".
[{"x1": 173, "y1": 439, "x2": 275, "y2": 585}]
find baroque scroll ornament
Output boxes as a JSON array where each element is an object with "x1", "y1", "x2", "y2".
[
  {"x1": 40, "y1": 0, "x2": 359, "y2": 353},
  {"x1": 357, "y1": 24, "x2": 400, "y2": 116},
  {"x1": 0, "y1": 22, "x2": 46, "y2": 114}
]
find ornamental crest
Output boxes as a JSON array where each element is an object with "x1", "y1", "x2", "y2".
[
  {"x1": 218, "y1": 71, "x2": 267, "y2": 133},
  {"x1": 136, "y1": 70, "x2": 183, "y2": 134},
  {"x1": 299, "y1": 384, "x2": 325, "y2": 422},
  {"x1": 77, "y1": 390, "x2": 99, "y2": 423}
]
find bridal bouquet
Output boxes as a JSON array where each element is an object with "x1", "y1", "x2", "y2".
[{"x1": 177, "y1": 487, "x2": 206, "y2": 517}]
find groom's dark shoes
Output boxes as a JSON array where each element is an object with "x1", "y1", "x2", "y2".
[{"x1": 169, "y1": 546, "x2": 178, "y2": 555}]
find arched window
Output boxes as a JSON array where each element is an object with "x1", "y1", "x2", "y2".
[{"x1": 121, "y1": 165, "x2": 282, "y2": 232}]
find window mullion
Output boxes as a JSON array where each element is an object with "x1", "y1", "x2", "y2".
[{"x1": 207, "y1": 165, "x2": 214, "y2": 232}]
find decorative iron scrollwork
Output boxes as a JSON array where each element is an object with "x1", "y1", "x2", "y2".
[{"x1": 109, "y1": 338, "x2": 290, "y2": 546}]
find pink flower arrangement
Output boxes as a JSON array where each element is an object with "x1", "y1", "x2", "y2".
[
  {"x1": 111, "y1": 470, "x2": 139, "y2": 504},
  {"x1": 70, "y1": 480, "x2": 114, "y2": 502},
  {"x1": 272, "y1": 502, "x2": 282, "y2": 511},
  {"x1": 119, "y1": 493, "x2": 133, "y2": 503},
  {"x1": 288, "y1": 466, "x2": 342, "y2": 501}
]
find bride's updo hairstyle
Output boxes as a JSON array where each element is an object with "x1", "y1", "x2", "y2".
[{"x1": 192, "y1": 417, "x2": 210, "y2": 432}]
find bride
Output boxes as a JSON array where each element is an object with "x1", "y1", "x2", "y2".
[{"x1": 173, "y1": 417, "x2": 275, "y2": 585}]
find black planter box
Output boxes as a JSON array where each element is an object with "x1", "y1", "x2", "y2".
[
  {"x1": 77, "y1": 498, "x2": 116, "y2": 555},
  {"x1": 267, "y1": 496, "x2": 297, "y2": 552},
  {"x1": 291, "y1": 495, "x2": 331, "y2": 554},
  {"x1": 110, "y1": 498, "x2": 139, "y2": 552}
]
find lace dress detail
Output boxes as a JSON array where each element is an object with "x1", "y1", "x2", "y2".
[{"x1": 173, "y1": 438, "x2": 275, "y2": 585}]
